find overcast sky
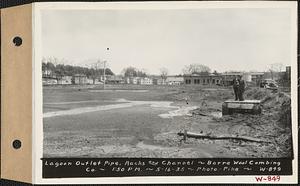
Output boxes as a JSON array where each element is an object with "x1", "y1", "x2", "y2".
[{"x1": 42, "y1": 8, "x2": 292, "y2": 75}]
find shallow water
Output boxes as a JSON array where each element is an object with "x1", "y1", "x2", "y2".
[
  {"x1": 159, "y1": 106, "x2": 198, "y2": 118},
  {"x1": 89, "y1": 90, "x2": 149, "y2": 93},
  {"x1": 43, "y1": 99, "x2": 196, "y2": 119}
]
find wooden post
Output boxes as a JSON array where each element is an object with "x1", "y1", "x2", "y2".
[{"x1": 183, "y1": 129, "x2": 187, "y2": 142}]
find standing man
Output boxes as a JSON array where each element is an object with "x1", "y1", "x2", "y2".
[
  {"x1": 233, "y1": 76, "x2": 239, "y2": 101},
  {"x1": 238, "y1": 75, "x2": 245, "y2": 101}
]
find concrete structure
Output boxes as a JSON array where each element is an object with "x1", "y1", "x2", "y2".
[
  {"x1": 183, "y1": 74, "x2": 222, "y2": 85},
  {"x1": 222, "y1": 100, "x2": 262, "y2": 115}
]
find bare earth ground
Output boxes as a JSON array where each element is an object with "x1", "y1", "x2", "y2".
[{"x1": 43, "y1": 85, "x2": 292, "y2": 158}]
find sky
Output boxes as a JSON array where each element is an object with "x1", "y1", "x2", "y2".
[{"x1": 42, "y1": 8, "x2": 292, "y2": 75}]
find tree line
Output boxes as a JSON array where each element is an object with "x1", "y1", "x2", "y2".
[
  {"x1": 42, "y1": 56, "x2": 214, "y2": 79},
  {"x1": 121, "y1": 67, "x2": 148, "y2": 77},
  {"x1": 42, "y1": 62, "x2": 114, "y2": 78},
  {"x1": 122, "y1": 64, "x2": 212, "y2": 78}
]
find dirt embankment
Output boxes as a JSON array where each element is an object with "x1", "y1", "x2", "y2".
[
  {"x1": 158, "y1": 87, "x2": 293, "y2": 158},
  {"x1": 244, "y1": 88, "x2": 292, "y2": 157}
]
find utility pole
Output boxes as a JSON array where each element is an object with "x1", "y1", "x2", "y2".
[
  {"x1": 103, "y1": 47, "x2": 109, "y2": 90},
  {"x1": 103, "y1": 60, "x2": 106, "y2": 90},
  {"x1": 95, "y1": 61, "x2": 99, "y2": 84}
]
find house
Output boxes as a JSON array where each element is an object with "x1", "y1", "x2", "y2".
[
  {"x1": 138, "y1": 77, "x2": 153, "y2": 85},
  {"x1": 85, "y1": 78, "x2": 103, "y2": 85},
  {"x1": 166, "y1": 76, "x2": 184, "y2": 85},
  {"x1": 106, "y1": 75, "x2": 124, "y2": 84},
  {"x1": 73, "y1": 74, "x2": 88, "y2": 85},
  {"x1": 87, "y1": 78, "x2": 94, "y2": 85},
  {"x1": 125, "y1": 77, "x2": 139, "y2": 84},
  {"x1": 42, "y1": 77, "x2": 58, "y2": 85},
  {"x1": 57, "y1": 76, "x2": 72, "y2": 85},
  {"x1": 183, "y1": 74, "x2": 223, "y2": 86},
  {"x1": 152, "y1": 77, "x2": 166, "y2": 85}
]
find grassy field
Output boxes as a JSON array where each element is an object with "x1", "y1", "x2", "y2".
[{"x1": 43, "y1": 84, "x2": 292, "y2": 158}]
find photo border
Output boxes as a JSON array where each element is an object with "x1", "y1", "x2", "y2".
[{"x1": 32, "y1": 1, "x2": 298, "y2": 184}]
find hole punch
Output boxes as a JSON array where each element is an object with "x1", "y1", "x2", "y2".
[
  {"x1": 13, "y1": 36, "x2": 22, "y2": 46},
  {"x1": 12, "y1": 140, "x2": 21, "y2": 149}
]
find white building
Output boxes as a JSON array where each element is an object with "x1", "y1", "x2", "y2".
[
  {"x1": 152, "y1": 78, "x2": 166, "y2": 85},
  {"x1": 138, "y1": 77, "x2": 153, "y2": 85},
  {"x1": 94, "y1": 78, "x2": 103, "y2": 84},
  {"x1": 125, "y1": 77, "x2": 139, "y2": 84},
  {"x1": 166, "y1": 76, "x2": 184, "y2": 85},
  {"x1": 42, "y1": 77, "x2": 58, "y2": 85},
  {"x1": 57, "y1": 76, "x2": 72, "y2": 85},
  {"x1": 87, "y1": 78, "x2": 94, "y2": 85}
]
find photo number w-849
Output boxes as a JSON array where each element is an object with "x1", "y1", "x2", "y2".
[{"x1": 255, "y1": 176, "x2": 281, "y2": 182}]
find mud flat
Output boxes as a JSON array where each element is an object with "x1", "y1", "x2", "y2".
[{"x1": 43, "y1": 86, "x2": 292, "y2": 158}]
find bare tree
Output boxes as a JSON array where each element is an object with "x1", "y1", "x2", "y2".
[
  {"x1": 182, "y1": 63, "x2": 211, "y2": 75},
  {"x1": 160, "y1": 67, "x2": 168, "y2": 83}
]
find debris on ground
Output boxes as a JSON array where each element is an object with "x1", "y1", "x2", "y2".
[
  {"x1": 177, "y1": 131, "x2": 271, "y2": 143},
  {"x1": 171, "y1": 87, "x2": 292, "y2": 158}
]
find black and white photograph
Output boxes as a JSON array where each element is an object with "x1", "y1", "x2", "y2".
[{"x1": 34, "y1": 1, "x2": 297, "y2": 183}]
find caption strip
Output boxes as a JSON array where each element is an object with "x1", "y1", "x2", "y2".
[{"x1": 42, "y1": 158, "x2": 292, "y2": 178}]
